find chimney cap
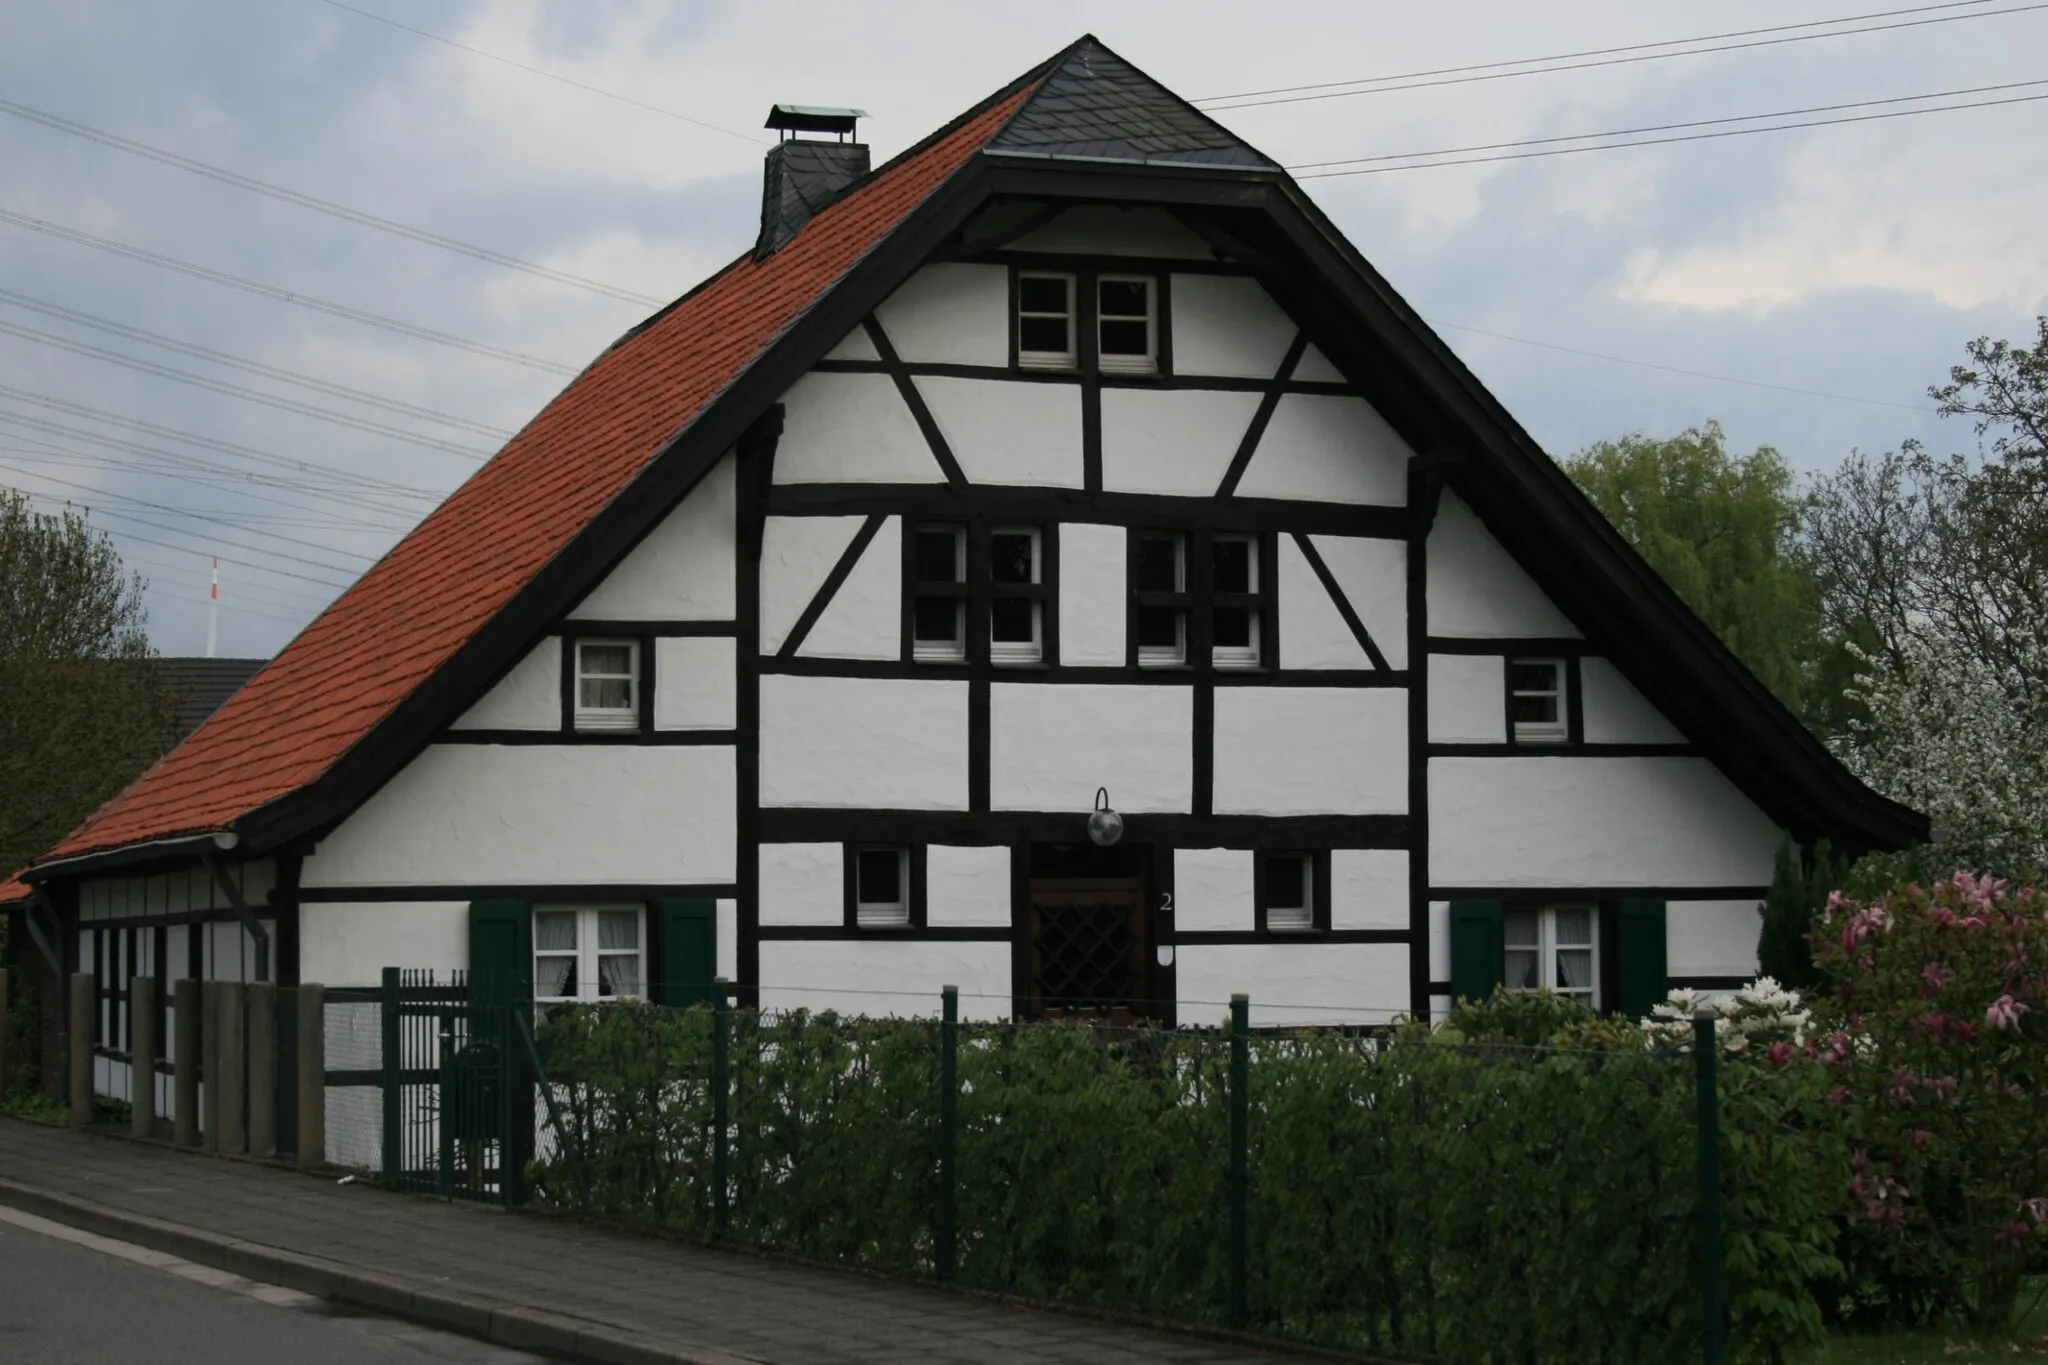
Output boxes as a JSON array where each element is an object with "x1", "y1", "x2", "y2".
[{"x1": 766, "y1": 104, "x2": 868, "y2": 138}]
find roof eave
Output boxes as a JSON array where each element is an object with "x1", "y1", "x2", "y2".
[{"x1": 27, "y1": 827, "x2": 242, "y2": 883}]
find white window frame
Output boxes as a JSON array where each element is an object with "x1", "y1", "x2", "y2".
[
  {"x1": 1135, "y1": 532, "x2": 1187, "y2": 669},
  {"x1": 574, "y1": 639, "x2": 639, "y2": 732},
  {"x1": 1096, "y1": 274, "x2": 1157, "y2": 376},
  {"x1": 1017, "y1": 271, "x2": 1077, "y2": 371},
  {"x1": 988, "y1": 525, "x2": 1043, "y2": 667},
  {"x1": 1210, "y1": 532, "x2": 1262, "y2": 671},
  {"x1": 911, "y1": 525, "x2": 968, "y2": 664},
  {"x1": 533, "y1": 905, "x2": 647, "y2": 1004},
  {"x1": 1503, "y1": 905, "x2": 1598, "y2": 1006},
  {"x1": 1509, "y1": 657, "x2": 1567, "y2": 743},
  {"x1": 854, "y1": 847, "x2": 911, "y2": 929},
  {"x1": 1263, "y1": 852, "x2": 1315, "y2": 933}
]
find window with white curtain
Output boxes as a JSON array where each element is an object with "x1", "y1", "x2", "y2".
[
  {"x1": 574, "y1": 640, "x2": 639, "y2": 731},
  {"x1": 533, "y1": 906, "x2": 645, "y2": 1002},
  {"x1": 1503, "y1": 905, "x2": 1597, "y2": 1006}
]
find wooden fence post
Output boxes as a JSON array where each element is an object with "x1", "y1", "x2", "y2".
[
  {"x1": 217, "y1": 982, "x2": 246, "y2": 1155},
  {"x1": 173, "y1": 979, "x2": 200, "y2": 1147},
  {"x1": 130, "y1": 976, "x2": 157, "y2": 1138},
  {"x1": 68, "y1": 973, "x2": 93, "y2": 1128},
  {"x1": 0, "y1": 966, "x2": 10, "y2": 1098},
  {"x1": 297, "y1": 984, "x2": 325, "y2": 1170},
  {"x1": 200, "y1": 979, "x2": 220, "y2": 1151},
  {"x1": 248, "y1": 981, "x2": 276, "y2": 1159}
]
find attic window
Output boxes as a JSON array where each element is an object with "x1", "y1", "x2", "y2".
[
  {"x1": 1017, "y1": 273, "x2": 1076, "y2": 370},
  {"x1": 574, "y1": 640, "x2": 639, "y2": 732},
  {"x1": 1096, "y1": 276, "x2": 1156, "y2": 375},
  {"x1": 1509, "y1": 659, "x2": 1567, "y2": 743}
]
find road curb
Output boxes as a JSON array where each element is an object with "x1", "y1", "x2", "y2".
[{"x1": 0, "y1": 1176, "x2": 764, "y2": 1365}]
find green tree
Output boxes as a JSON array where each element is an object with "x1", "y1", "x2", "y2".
[
  {"x1": 1755, "y1": 837, "x2": 1848, "y2": 992},
  {"x1": 1561, "y1": 422, "x2": 1827, "y2": 721}
]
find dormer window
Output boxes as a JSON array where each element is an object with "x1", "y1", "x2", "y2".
[
  {"x1": 1096, "y1": 276, "x2": 1156, "y2": 375},
  {"x1": 1017, "y1": 273, "x2": 1076, "y2": 370},
  {"x1": 574, "y1": 640, "x2": 639, "y2": 732}
]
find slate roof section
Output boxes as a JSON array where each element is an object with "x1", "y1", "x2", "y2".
[
  {"x1": 159, "y1": 657, "x2": 266, "y2": 741},
  {"x1": 986, "y1": 37, "x2": 1277, "y2": 170}
]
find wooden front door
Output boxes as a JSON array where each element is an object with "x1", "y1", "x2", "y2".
[{"x1": 1026, "y1": 877, "x2": 1148, "y2": 1020}]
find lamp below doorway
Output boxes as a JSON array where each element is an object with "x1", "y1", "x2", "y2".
[{"x1": 1087, "y1": 787, "x2": 1124, "y2": 848}]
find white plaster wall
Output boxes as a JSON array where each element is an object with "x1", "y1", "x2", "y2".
[
  {"x1": 760, "y1": 940, "x2": 1011, "y2": 1020},
  {"x1": 571, "y1": 453, "x2": 735, "y2": 621},
  {"x1": 874, "y1": 263, "x2": 1009, "y2": 367},
  {"x1": 799, "y1": 515, "x2": 900, "y2": 661},
  {"x1": 775, "y1": 372, "x2": 945, "y2": 485},
  {"x1": 927, "y1": 845, "x2": 1010, "y2": 927},
  {"x1": 303, "y1": 746, "x2": 737, "y2": 887},
  {"x1": 300, "y1": 902, "x2": 467, "y2": 987},
  {"x1": 1213, "y1": 688, "x2": 1407, "y2": 815},
  {"x1": 821, "y1": 327, "x2": 879, "y2": 362},
  {"x1": 1007, "y1": 206, "x2": 1215, "y2": 258},
  {"x1": 759, "y1": 843, "x2": 842, "y2": 926},
  {"x1": 1428, "y1": 654, "x2": 1506, "y2": 743},
  {"x1": 1428, "y1": 757, "x2": 1781, "y2": 888},
  {"x1": 1331, "y1": 849, "x2": 1410, "y2": 931},
  {"x1": 1429, "y1": 900, "x2": 1452, "y2": 984},
  {"x1": 1176, "y1": 943, "x2": 1411, "y2": 1027},
  {"x1": 1170, "y1": 275, "x2": 1295, "y2": 379},
  {"x1": 1581, "y1": 656, "x2": 1685, "y2": 744},
  {"x1": 1669, "y1": 899, "x2": 1764, "y2": 978},
  {"x1": 1058, "y1": 522, "x2": 1125, "y2": 665},
  {"x1": 80, "y1": 865, "x2": 271, "y2": 921},
  {"x1": 717, "y1": 899, "x2": 738, "y2": 982},
  {"x1": 451, "y1": 638, "x2": 560, "y2": 731},
  {"x1": 917, "y1": 377, "x2": 1084, "y2": 488},
  {"x1": 1236, "y1": 396, "x2": 1410, "y2": 507},
  {"x1": 1426, "y1": 493, "x2": 1581, "y2": 638},
  {"x1": 1277, "y1": 535, "x2": 1371, "y2": 669},
  {"x1": 205, "y1": 920, "x2": 272, "y2": 983},
  {"x1": 1309, "y1": 535, "x2": 1408, "y2": 669},
  {"x1": 1293, "y1": 343, "x2": 1345, "y2": 384},
  {"x1": 655, "y1": 636, "x2": 736, "y2": 730},
  {"x1": 759, "y1": 515, "x2": 863, "y2": 655},
  {"x1": 759, "y1": 675, "x2": 968, "y2": 810},
  {"x1": 1100, "y1": 388, "x2": 1260, "y2": 497},
  {"x1": 990, "y1": 683, "x2": 1191, "y2": 813},
  {"x1": 1174, "y1": 848, "x2": 1253, "y2": 933}
]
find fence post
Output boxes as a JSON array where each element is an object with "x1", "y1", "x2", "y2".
[
  {"x1": 1228, "y1": 993, "x2": 1249, "y2": 1329},
  {"x1": 173, "y1": 979, "x2": 200, "y2": 1147},
  {"x1": 936, "y1": 984, "x2": 958, "y2": 1283},
  {"x1": 0, "y1": 966, "x2": 10, "y2": 1098},
  {"x1": 68, "y1": 973, "x2": 93, "y2": 1128},
  {"x1": 201, "y1": 979, "x2": 220, "y2": 1151},
  {"x1": 247, "y1": 981, "x2": 276, "y2": 1158},
  {"x1": 297, "y1": 984, "x2": 325, "y2": 1170},
  {"x1": 1695, "y1": 1004, "x2": 1728, "y2": 1365},
  {"x1": 217, "y1": 982, "x2": 247, "y2": 1155},
  {"x1": 380, "y1": 968, "x2": 400, "y2": 1186},
  {"x1": 712, "y1": 977, "x2": 730, "y2": 1238},
  {"x1": 130, "y1": 976, "x2": 157, "y2": 1138}
]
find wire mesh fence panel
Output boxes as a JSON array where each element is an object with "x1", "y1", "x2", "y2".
[{"x1": 322, "y1": 993, "x2": 383, "y2": 1171}]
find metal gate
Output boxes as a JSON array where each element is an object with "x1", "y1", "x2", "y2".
[{"x1": 376, "y1": 969, "x2": 530, "y2": 1204}]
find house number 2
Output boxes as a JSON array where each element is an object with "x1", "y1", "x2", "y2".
[{"x1": 1159, "y1": 891, "x2": 1173, "y2": 913}]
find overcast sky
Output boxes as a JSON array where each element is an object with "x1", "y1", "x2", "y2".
[{"x1": 3, "y1": 0, "x2": 2044, "y2": 657}]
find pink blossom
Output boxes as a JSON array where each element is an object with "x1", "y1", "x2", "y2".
[
  {"x1": 1919, "y1": 1012, "x2": 1949, "y2": 1039},
  {"x1": 1987, "y1": 994, "x2": 2029, "y2": 1031},
  {"x1": 1851, "y1": 1148, "x2": 1870, "y2": 1174},
  {"x1": 1826, "y1": 889, "x2": 1849, "y2": 912},
  {"x1": 1870, "y1": 1205, "x2": 1906, "y2": 1232},
  {"x1": 1922, "y1": 962, "x2": 1952, "y2": 990},
  {"x1": 1927, "y1": 1075, "x2": 1960, "y2": 1100},
  {"x1": 1828, "y1": 1086, "x2": 1852, "y2": 1105},
  {"x1": 1888, "y1": 1067, "x2": 1919, "y2": 1104},
  {"x1": 1767, "y1": 1041, "x2": 1792, "y2": 1068},
  {"x1": 1995, "y1": 1220, "x2": 2031, "y2": 1246},
  {"x1": 1953, "y1": 1020, "x2": 1976, "y2": 1040},
  {"x1": 2025, "y1": 1197, "x2": 2048, "y2": 1225},
  {"x1": 1911, "y1": 1130, "x2": 1931, "y2": 1150}
]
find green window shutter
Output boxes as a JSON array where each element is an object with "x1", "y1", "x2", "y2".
[
  {"x1": 658, "y1": 898, "x2": 717, "y2": 1008},
  {"x1": 1614, "y1": 899, "x2": 1668, "y2": 1022},
  {"x1": 468, "y1": 899, "x2": 531, "y2": 1010},
  {"x1": 1448, "y1": 900, "x2": 1504, "y2": 1005}
]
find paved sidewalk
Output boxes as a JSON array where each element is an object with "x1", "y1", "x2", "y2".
[{"x1": 0, "y1": 1119, "x2": 1299, "y2": 1365}]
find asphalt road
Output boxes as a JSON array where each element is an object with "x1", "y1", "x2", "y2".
[{"x1": 0, "y1": 1206, "x2": 553, "y2": 1365}]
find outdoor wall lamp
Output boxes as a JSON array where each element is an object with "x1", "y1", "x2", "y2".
[{"x1": 1087, "y1": 787, "x2": 1124, "y2": 847}]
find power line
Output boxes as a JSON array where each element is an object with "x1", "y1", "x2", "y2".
[
  {"x1": 0, "y1": 442, "x2": 415, "y2": 534},
  {"x1": 10, "y1": 491, "x2": 357, "y2": 590},
  {"x1": 0, "y1": 208, "x2": 579, "y2": 375},
  {"x1": 1290, "y1": 79, "x2": 2048, "y2": 176},
  {"x1": 0, "y1": 289, "x2": 514, "y2": 439},
  {"x1": 314, "y1": 0, "x2": 767, "y2": 147},
  {"x1": 122, "y1": 560, "x2": 321, "y2": 629},
  {"x1": 0, "y1": 97, "x2": 667, "y2": 308},
  {"x1": 1197, "y1": 0, "x2": 2040, "y2": 109},
  {"x1": 0, "y1": 317, "x2": 493, "y2": 458}
]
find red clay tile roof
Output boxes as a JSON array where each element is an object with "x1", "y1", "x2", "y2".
[
  {"x1": 37, "y1": 82, "x2": 1036, "y2": 870},
  {"x1": 0, "y1": 873, "x2": 30, "y2": 906}
]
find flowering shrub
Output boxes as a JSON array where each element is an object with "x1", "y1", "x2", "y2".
[
  {"x1": 1810, "y1": 872, "x2": 2048, "y2": 1330},
  {"x1": 1643, "y1": 977, "x2": 1815, "y2": 1054}
]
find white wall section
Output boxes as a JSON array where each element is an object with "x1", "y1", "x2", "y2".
[
  {"x1": 1236, "y1": 396, "x2": 1410, "y2": 506},
  {"x1": 303, "y1": 745, "x2": 736, "y2": 887},
  {"x1": 776, "y1": 372, "x2": 944, "y2": 485},
  {"x1": 1309, "y1": 535, "x2": 1408, "y2": 669},
  {"x1": 301, "y1": 902, "x2": 467, "y2": 987},
  {"x1": 1427, "y1": 654, "x2": 1507, "y2": 743},
  {"x1": 1668, "y1": 899, "x2": 1764, "y2": 979},
  {"x1": 1058, "y1": 522, "x2": 1126, "y2": 665},
  {"x1": 1174, "y1": 848, "x2": 1253, "y2": 933},
  {"x1": 760, "y1": 940, "x2": 1011, "y2": 1020},
  {"x1": 1331, "y1": 850, "x2": 1410, "y2": 930},
  {"x1": 1213, "y1": 688, "x2": 1407, "y2": 815},
  {"x1": 450, "y1": 637, "x2": 560, "y2": 731},
  {"x1": 821, "y1": 326, "x2": 879, "y2": 362},
  {"x1": 1429, "y1": 900, "x2": 1452, "y2": 984},
  {"x1": 716, "y1": 899, "x2": 738, "y2": 982},
  {"x1": 1277, "y1": 535, "x2": 1372, "y2": 670},
  {"x1": 1428, "y1": 756, "x2": 1781, "y2": 887},
  {"x1": 1581, "y1": 657, "x2": 1686, "y2": 744},
  {"x1": 1292, "y1": 343, "x2": 1345, "y2": 384},
  {"x1": 874, "y1": 263, "x2": 1010, "y2": 367},
  {"x1": 1007, "y1": 206, "x2": 1214, "y2": 258},
  {"x1": 1169, "y1": 275, "x2": 1295, "y2": 378},
  {"x1": 927, "y1": 845, "x2": 1011, "y2": 927},
  {"x1": 759, "y1": 674, "x2": 969, "y2": 810},
  {"x1": 917, "y1": 377, "x2": 1084, "y2": 488},
  {"x1": 759, "y1": 515, "x2": 863, "y2": 655},
  {"x1": 1176, "y1": 943, "x2": 1410, "y2": 1027},
  {"x1": 1426, "y1": 494, "x2": 1580, "y2": 638},
  {"x1": 1100, "y1": 388, "x2": 1260, "y2": 497},
  {"x1": 654, "y1": 636, "x2": 737, "y2": 730},
  {"x1": 799, "y1": 515, "x2": 900, "y2": 661},
  {"x1": 571, "y1": 453, "x2": 736, "y2": 622},
  {"x1": 991, "y1": 683, "x2": 1193, "y2": 813},
  {"x1": 758, "y1": 843, "x2": 842, "y2": 926}
]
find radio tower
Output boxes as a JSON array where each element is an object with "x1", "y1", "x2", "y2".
[{"x1": 205, "y1": 556, "x2": 219, "y2": 659}]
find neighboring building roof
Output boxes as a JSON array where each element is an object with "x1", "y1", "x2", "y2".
[
  {"x1": 985, "y1": 41, "x2": 1277, "y2": 169},
  {"x1": 159, "y1": 657, "x2": 266, "y2": 741}
]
